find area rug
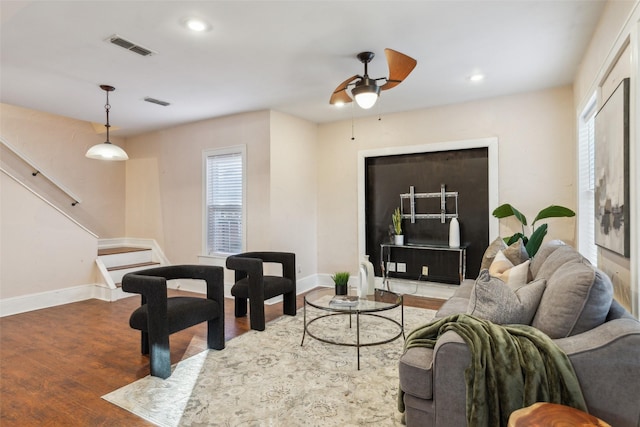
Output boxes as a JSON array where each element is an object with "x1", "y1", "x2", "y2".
[{"x1": 103, "y1": 304, "x2": 436, "y2": 426}]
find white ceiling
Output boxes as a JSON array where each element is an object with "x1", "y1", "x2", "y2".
[{"x1": 1, "y1": 1, "x2": 606, "y2": 137}]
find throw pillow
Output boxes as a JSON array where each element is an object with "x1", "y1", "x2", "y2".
[
  {"x1": 467, "y1": 270, "x2": 546, "y2": 325},
  {"x1": 532, "y1": 259, "x2": 613, "y2": 338},
  {"x1": 480, "y1": 237, "x2": 507, "y2": 270},
  {"x1": 503, "y1": 238, "x2": 530, "y2": 266},
  {"x1": 488, "y1": 250, "x2": 531, "y2": 288}
]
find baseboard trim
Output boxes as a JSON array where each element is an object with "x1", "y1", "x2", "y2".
[
  {"x1": 1, "y1": 274, "x2": 451, "y2": 317},
  {"x1": 0, "y1": 284, "x2": 101, "y2": 317}
]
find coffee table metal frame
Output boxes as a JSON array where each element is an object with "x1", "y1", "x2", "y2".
[{"x1": 300, "y1": 287, "x2": 404, "y2": 370}]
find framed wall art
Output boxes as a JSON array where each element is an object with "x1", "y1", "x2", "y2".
[{"x1": 594, "y1": 77, "x2": 630, "y2": 258}]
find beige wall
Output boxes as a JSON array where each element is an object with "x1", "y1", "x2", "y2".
[
  {"x1": 316, "y1": 86, "x2": 576, "y2": 274},
  {"x1": 1, "y1": 172, "x2": 97, "y2": 300},
  {"x1": 125, "y1": 110, "x2": 320, "y2": 281},
  {"x1": 0, "y1": 103, "x2": 126, "y2": 238},
  {"x1": 573, "y1": 0, "x2": 639, "y2": 315},
  {"x1": 269, "y1": 111, "x2": 319, "y2": 278},
  {"x1": 125, "y1": 111, "x2": 272, "y2": 265}
]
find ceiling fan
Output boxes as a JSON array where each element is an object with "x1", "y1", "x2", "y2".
[{"x1": 330, "y1": 48, "x2": 417, "y2": 110}]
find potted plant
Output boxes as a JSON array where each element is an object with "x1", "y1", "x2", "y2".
[
  {"x1": 492, "y1": 203, "x2": 575, "y2": 257},
  {"x1": 392, "y1": 207, "x2": 404, "y2": 245},
  {"x1": 332, "y1": 271, "x2": 350, "y2": 295}
]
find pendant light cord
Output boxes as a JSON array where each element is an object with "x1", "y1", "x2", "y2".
[{"x1": 104, "y1": 91, "x2": 111, "y2": 144}]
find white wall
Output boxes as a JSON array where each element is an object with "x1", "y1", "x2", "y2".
[
  {"x1": 125, "y1": 111, "x2": 272, "y2": 265},
  {"x1": 316, "y1": 86, "x2": 576, "y2": 275},
  {"x1": 269, "y1": 111, "x2": 319, "y2": 280},
  {"x1": 574, "y1": 0, "x2": 639, "y2": 315},
  {"x1": 0, "y1": 172, "x2": 97, "y2": 314},
  {"x1": 0, "y1": 103, "x2": 126, "y2": 238}
]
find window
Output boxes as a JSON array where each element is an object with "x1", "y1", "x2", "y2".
[
  {"x1": 578, "y1": 95, "x2": 598, "y2": 265},
  {"x1": 204, "y1": 146, "x2": 245, "y2": 256}
]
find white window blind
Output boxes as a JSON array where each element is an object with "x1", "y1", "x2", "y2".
[
  {"x1": 205, "y1": 150, "x2": 244, "y2": 256},
  {"x1": 578, "y1": 96, "x2": 598, "y2": 266}
]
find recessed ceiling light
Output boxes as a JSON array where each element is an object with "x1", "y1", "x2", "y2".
[
  {"x1": 468, "y1": 73, "x2": 485, "y2": 82},
  {"x1": 184, "y1": 18, "x2": 210, "y2": 32}
]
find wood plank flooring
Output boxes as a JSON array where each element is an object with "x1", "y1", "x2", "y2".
[{"x1": 0, "y1": 289, "x2": 443, "y2": 426}]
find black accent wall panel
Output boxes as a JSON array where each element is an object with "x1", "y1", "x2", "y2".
[{"x1": 365, "y1": 147, "x2": 489, "y2": 283}]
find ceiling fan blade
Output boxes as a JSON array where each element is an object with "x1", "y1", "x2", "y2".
[
  {"x1": 380, "y1": 48, "x2": 417, "y2": 91},
  {"x1": 329, "y1": 75, "x2": 359, "y2": 104}
]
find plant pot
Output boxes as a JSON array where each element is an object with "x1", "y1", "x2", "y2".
[
  {"x1": 394, "y1": 234, "x2": 404, "y2": 245},
  {"x1": 335, "y1": 284, "x2": 348, "y2": 295}
]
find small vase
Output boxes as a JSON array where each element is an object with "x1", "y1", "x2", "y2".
[
  {"x1": 394, "y1": 234, "x2": 404, "y2": 245},
  {"x1": 449, "y1": 217, "x2": 460, "y2": 248},
  {"x1": 359, "y1": 255, "x2": 375, "y2": 296},
  {"x1": 335, "y1": 284, "x2": 348, "y2": 295}
]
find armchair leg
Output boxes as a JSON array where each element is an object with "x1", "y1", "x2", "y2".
[
  {"x1": 249, "y1": 297, "x2": 266, "y2": 331},
  {"x1": 141, "y1": 331, "x2": 149, "y2": 355},
  {"x1": 207, "y1": 317, "x2": 225, "y2": 350},
  {"x1": 235, "y1": 297, "x2": 247, "y2": 317},
  {"x1": 283, "y1": 291, "x2": 296, "y2": 316},
  {"x1": 149, "y1": 336, "x2": 171, "y2": 379}
]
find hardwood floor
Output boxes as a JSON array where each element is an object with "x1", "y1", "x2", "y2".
[{"x1": 0, "y1": 289, "x2": 443, "y2": 426}]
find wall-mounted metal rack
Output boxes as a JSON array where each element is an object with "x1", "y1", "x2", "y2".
[{"x1": 400, "y1": 184, "x2": 458, "y2": 224}]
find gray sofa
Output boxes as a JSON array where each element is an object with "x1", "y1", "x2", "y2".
[{"x1": 398, "y1": 240, "x2": 640, "y2": 426}]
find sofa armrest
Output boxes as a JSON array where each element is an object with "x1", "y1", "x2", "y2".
[
  {"x1": 554, "y1": 318, "x2": 640, "y2": 427},
  {"x1": 399, "y1": 329, "x2": 471, "y2": 427},
  {"x1": 431, "y1": 331, "x2": 471, "y2": 427}
]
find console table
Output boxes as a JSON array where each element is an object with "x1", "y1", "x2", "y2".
[{"x1": 380, "y1": 243, "x2": 467, "y2": 287}]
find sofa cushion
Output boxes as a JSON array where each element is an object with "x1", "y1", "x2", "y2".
[
  {"x1": 467, "y1": 270, "x2": 546, "y2": 325},
  {"x1": 480, "y1": 237, "x2": 507, "y2": 270},
  {"x1": 533, "y1": 245, "x2": 583, "y2": 281},
  {"x1": 488, "y1": 251, "x2": 530, "y2": 288},
  {"x1": 529, "y1": 240, "x2": 567, "y2": 279},
  {"x1": 436, "y1": 297, "x2": 472, "y2": 319},
  {"x1": 532, "y1": 260, "x2": 613, "y2": 338}
]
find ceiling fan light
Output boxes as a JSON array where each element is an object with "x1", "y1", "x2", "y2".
[
  {"x1": 86, "y1": 142, "x2": 129, "y2": 160},
  {"x1": 352, "y1": 84, "x2": 380, "y2": 109}
]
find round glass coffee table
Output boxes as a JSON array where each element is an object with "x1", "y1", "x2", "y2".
[{"x1": 300, "y1": 287, "x2": 404, "y2": 369}]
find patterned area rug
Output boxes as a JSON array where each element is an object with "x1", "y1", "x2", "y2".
[{"x1": 103, "y1": 304, "x2": 436, "y2": 426}]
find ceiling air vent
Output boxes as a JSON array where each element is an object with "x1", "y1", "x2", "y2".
[
  {"x1": 144, "y1": 97, "x2": 171, "y2": 107},
  {"x1": 106, "y1": 34, "x2": 156, "y2": 57}
]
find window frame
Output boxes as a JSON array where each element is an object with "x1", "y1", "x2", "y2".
[
  {"x1": 202, "y1": 145, "x2": 247, "y2": 258},
  {"x1": 577, "y1": 93, "x2": 598, "y2": 266}
]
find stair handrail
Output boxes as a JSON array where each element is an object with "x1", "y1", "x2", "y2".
[
  {"x1": 1, "y1": 136, "x2": 82, "y2": 206},
  {"x1": 1, "y1": 167, "x2": 98, "y2": 238}
]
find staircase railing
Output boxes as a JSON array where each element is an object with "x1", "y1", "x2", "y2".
[{"x1": 1, "y1": 136, "x2": 82, "y2": 206}]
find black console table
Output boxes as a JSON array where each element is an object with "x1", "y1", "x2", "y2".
[{"x1": 380, "y1": 243, "x2": 467, "y2": 287}]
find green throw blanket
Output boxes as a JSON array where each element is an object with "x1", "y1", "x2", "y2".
[{"x1": 398, "y1": 314, "x2": 587, "y2": 427}]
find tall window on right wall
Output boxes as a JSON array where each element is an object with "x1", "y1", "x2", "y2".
[{"x1": 578, "y1": 94, "x2": 598, "y2": 266}]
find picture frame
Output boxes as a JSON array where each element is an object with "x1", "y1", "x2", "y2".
[{"x1": 594, "y1": 77, "x2": 630, "y2": 258}]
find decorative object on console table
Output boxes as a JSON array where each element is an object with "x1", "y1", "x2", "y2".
[
  {"x1": 332, "y1": 271, "x2": 350, "y2": 295},
  {"x1": 492, "y1": 203, "x2": 575, "y2": 257},
  {"x1": 359, "y1": 255, "x2": 375, "y2": 296},
  {"x1": 392, "y1": 207, "x2": 404, "y2": 245},
  {"x1": 449, "y1": 217, "x2": 460, "y2": 248},
  {"x1": 594, "y1": 77, "x2": 630, "y2": 258}
]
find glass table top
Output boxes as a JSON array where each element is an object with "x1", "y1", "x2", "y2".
[{"x1": 304, "y1": 287, "x2": 402, "y2": 313}]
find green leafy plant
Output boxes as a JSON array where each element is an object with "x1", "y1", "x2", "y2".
[
  {"x1": 392, "y1": 207, "x2": 403, "y2": 235},
  {"x1": 331, "y1": 272, "x2": 350, "y2": 286},
  {"x1": 492, "y1": 204, "x2": 575, "y2": 257}
]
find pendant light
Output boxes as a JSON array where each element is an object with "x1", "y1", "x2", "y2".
[{"x1": 86, "y1": 85, "x2": 128, "y2": 161}]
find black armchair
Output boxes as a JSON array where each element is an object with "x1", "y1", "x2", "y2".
[
  {"x1": 122, "y1": 265, "x2": 225, "y2": 379},
  {"x1": 225, "y1": 252, "x2": 296, "y2": 331}
]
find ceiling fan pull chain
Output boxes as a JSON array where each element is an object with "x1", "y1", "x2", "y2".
[{"x1": 351, "y1": 102, "x2": 356, "y2": 141}]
